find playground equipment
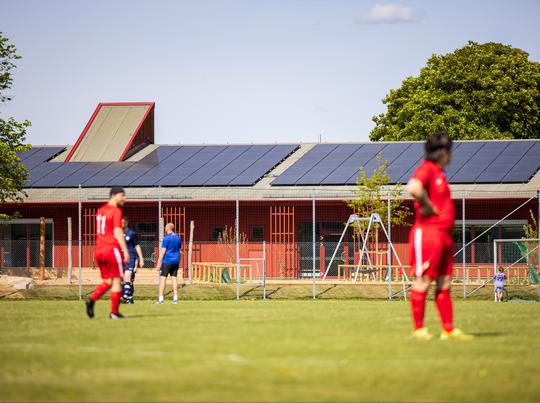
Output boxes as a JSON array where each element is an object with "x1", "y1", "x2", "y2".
[{"x1": 321, "y1": 214, "x2": 409, "y2": 297}]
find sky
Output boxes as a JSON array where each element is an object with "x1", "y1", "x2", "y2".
[{"x1": 1, "y1": 0, "x2": 539, "y2": 145}]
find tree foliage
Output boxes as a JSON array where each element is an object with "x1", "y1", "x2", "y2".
[
  {"x1": 0, "y1": 32, "x2": 31, "y2": 219},
  {"x1": 370, "y1": 41, "x2": 540, "y2": 141},
  {"x1": 347, "y1": 154, "x2": 410, "y2": 238}
]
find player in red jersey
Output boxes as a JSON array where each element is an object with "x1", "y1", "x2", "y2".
[
  {"x1": 406, "y1": 132, "x2": 473, "y2": 341},
  {"x1": 85, "y1": 187, "x2": 130, "y2": 320}
]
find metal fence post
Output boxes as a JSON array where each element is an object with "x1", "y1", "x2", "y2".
[
  {"x1": 236, "y1": 194, "x2": 240, "y2": 300},
  {"x1": 462, "y1": 196, "x2": 466, "y2": 299},
  {"x1": 263, "y1": 240, "x2": 267, "y2": 300},
  {"x1": 387, "y1": 193, "x2": 392, "y2": 300},
  {"x1": 78, "y1": 185, "x2": 82, "y2": 300},
  {"x1": 158, "y1": 186, "x2": 163, "y2": 245},
  {"x1": 157, "y1": 187, "x2": 163, "y2": 293},
  {"x1": 67, "y1": 217, "x2": 72, "y2": 283},
  {"x1": 312, "y1": 191, "x2": 316, "y2": 300}
]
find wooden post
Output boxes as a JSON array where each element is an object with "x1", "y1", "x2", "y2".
[
  {"x1": 67, "y1": 217, "x2": 72, "y2": 283},
  {"x1": 39, "y1": 217, "x2": 45, "y2": 281},
  {"x1": 188, "y1": 220, "x2": 194, "y2": 284}
]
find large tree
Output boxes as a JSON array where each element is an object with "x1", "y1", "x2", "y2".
[
  {"x1": 0, "y1": 32, "x2": 31, "y2": 219},
  {"x1": 370, "y1": 41, "x2": 540, "y2": 141}
]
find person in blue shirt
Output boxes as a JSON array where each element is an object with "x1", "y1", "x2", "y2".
[
  {"x1": 122, "y1": 217, "x2": 144, "y2": 304},
  {"x1": 155, "y1": 223, "x2": 182, "y2": 304}
]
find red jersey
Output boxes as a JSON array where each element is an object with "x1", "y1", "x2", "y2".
[
  {"x1": 95, "y1": 203, "x2": 123, "y2": 252},
  {"x1": 410, "y1": 160, "x2": 454, "y2": 233}
]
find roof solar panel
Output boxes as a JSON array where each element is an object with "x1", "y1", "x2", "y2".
[
  {"x1": 451, "y1": 142, "x2": 510, "y2": 183},
  {"x1": 139, "y1": 146, "x2": 182, "y2": 164},
  {"x1": 56, "y1": 163, "x2": 112, "y2": 187},
  {"x1": 81, "y1": 163, "x2": 134, "y2": 187},
  {"x1": 31, "y1": 162, "x2": 88, "y2": 187},
  {"x1": 17, "y1": 147, "x2": 40, "y2": 161},
  {"x1": 106, "y1": 164, "x2": 157, "y2": 186},
  {"x1": 476, "y1": 142, "x2": 534, "y2": 182},
  {"x1": 501, "y1": 142, "x2": 540, "y2": 182},
  {"x1": 130, "y1": 146, "x2": 204, "y2": 186},
  {"x1": 25, "y1": 163, "x2": 63, "y2": 187},
  {"x1": 20, "y1": 141, "x2": 539, "y2": 188}
]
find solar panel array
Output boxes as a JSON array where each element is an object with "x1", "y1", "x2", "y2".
[
  {"x1": 17, "y1": 146, "x2": 65, "y2": 169},
  {"x1": 24, "y1": 145, "x2": 298, "y2": 188},
  {"x1": 272, "y1": 141, "x2": 540, "y2": 185}
]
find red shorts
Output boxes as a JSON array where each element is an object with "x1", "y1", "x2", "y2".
[
  {"x1": 408, "y1": 225, "x2": 454, "y2": 280},
  {"x1": 95, "y1": 247, "x2": 123, "y2": 279}
]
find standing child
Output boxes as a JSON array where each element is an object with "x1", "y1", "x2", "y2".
[{"x1": 494, "y1": 267, "x2": 507, "y2": 302}]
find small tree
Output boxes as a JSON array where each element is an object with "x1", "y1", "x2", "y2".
[
  {"x1": 347, "y1": 154, "x2": 410, "y2": 253},
  {"x1": 217, "y1": 225, "x2": 247, "y2": 264},
  {"x1": 522, "y1": 210, "x2": 538, "y2": 271},
  {"x1": 0, "y1": 33, "x2": 31, "y2": 220}
]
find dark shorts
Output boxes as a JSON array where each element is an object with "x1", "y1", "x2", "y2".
[
  {"x1": 124, "y1": 257, "x2": 138, "y2": 271},
  {"x1": 160, "y1": 263, "x2": 179, "y2": 277},
  {"x1": 495, "y1": 286, "x2": 505, "y2": 293}
]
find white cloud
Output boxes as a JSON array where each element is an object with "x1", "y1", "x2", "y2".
[{"x1": 360, "y1": 4, "x2": 416, "y2": 24}]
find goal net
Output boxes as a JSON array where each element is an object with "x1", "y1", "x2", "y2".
[{"x1": 494, "y1": 238, "x2": 540, "y2": 285}]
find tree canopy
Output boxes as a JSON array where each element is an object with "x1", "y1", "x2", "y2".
[
  {"x1": 0, "y1": 32, "x2": 31, "y2": 219},
  {"x1": 370, "y1": 41, "x2": 540, "y2": 141}
]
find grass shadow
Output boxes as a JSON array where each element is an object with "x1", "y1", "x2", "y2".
[
  {"x1": 266, "y1": 286, "x2": 282, "y2": 299},
  {"x1": 240, "y1": 286, "x2": 262, "y2": 298},
  {"x1": 315, "y1": 285, "x2": 337, "y2": 298}
]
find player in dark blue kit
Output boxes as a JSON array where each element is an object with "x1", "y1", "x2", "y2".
[{"x1": 122, "y1": 217, "x2": 144, "y2": 304}]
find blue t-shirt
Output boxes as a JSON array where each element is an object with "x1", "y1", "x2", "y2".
[
  {"x1": 162, "y1": 233, "x2": 182, "y2": 264},
  {"x1": 124, "y1": 228, "x2": 139, "y2": 260}
]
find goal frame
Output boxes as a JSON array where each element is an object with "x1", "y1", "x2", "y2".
[{"x1": 467, "y1": 238, "x2": 539, "y2": 297}]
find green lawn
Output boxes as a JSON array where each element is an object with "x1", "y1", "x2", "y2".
[{"x1": 0, "y1": 299, "x2": 539, "y2": 402}]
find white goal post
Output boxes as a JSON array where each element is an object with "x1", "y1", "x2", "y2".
[{"x1": 467, "y1": 238, "x2": 540, "y2": 297}]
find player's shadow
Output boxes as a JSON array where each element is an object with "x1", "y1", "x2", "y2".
[
  {"x1": 127, "y1": 313, "x2": 173, "y2": 318},
  {"x1": 470, "y1": 332, "x2": 505, "y2": 337}
]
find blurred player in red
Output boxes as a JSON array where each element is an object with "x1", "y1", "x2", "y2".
[
  {"x1": 406, "y1": 132, "x2": 473, "y2": 341},
  {"x1": 85, "y1": 187, "x2": 130, "y2": 320}
]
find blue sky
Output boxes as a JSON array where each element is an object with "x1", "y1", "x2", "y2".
[{"x1": 1, "y1": 0, "x2": 539, "y2": 145}]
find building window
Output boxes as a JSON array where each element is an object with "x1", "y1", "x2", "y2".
[
  {"x1": 251, "y1": 226, "x2": 264, "y2": 241},
  {"x1": 211, "y1": 227, "x2": 224, "y2": 240}
]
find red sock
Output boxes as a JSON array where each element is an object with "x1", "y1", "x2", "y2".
[
  {"x1": 410, "y1": 290, "x2": 427, "y2": 330},
  {"x1": 91, "y1": 282, "x2": 111, "y2": 302},
  {"x1": 110, "y1": 291, "x2": 122, "y2": 315},
  {"x1": 435, "y1": 289, "x2": 454, "y2": 332}
]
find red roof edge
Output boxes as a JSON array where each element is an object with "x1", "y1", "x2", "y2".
[{"x1": 64, "y1": 102, "x2": 155, "y2": 162}]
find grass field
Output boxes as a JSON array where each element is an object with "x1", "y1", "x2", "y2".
[{"x1": 1, "y1": 299, "x2": 539, "y2": 402}]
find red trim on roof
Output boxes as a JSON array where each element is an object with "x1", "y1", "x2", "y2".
[
  {"x1": 118, "y1": 103, "x2": 155, "y2": 161},
  {"x1": 64, "y1": 102, "x2": 155, "y2": 163},
  {"x1": 64, "y1": 103, "x2": 103, "y2": 162}
]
